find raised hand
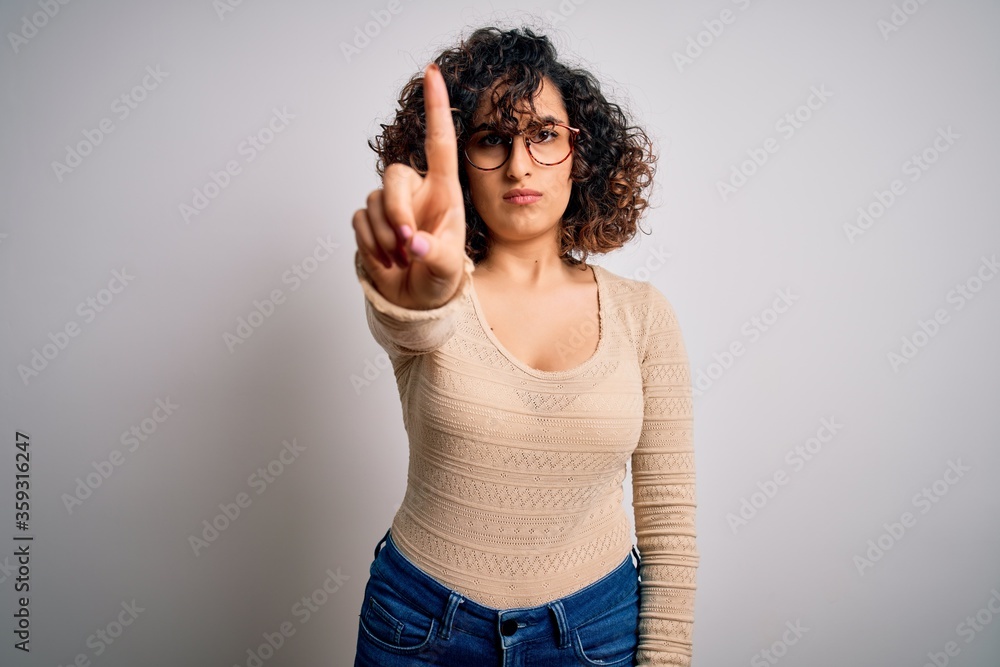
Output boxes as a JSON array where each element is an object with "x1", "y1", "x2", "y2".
[{"x1": 352, "y1": 62, "x2": 468, "y2": 310}]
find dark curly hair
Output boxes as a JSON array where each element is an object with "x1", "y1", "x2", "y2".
[{"x1": 368, "y1": 26, "x2": 656, "y2": 267}]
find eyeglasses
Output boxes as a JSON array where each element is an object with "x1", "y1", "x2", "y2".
[{"x1": 463, "y1": 123, "x2": 581, "y2": 171}]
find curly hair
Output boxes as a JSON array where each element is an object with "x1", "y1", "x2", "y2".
[{"x1": 368, "y1": 26, "x2": 656, "y2": 266}]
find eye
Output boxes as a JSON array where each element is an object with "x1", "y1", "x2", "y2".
[
  {"x1": 530, "y1": 127, "x2": 559, "y2": 143},
  {"x1": 476, "y1": 132, "x2": 509, "y2": 147}
]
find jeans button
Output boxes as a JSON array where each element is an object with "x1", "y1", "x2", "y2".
[{"x1": 500, "y1": 618, "x2": 518, "y2": 636}]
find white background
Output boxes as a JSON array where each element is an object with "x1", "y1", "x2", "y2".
[{"x1": 2, "y1": 0, "x2": 999, "y2": 665}]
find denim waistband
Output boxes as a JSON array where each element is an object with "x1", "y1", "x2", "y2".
[{"x1": 369, "y1": 528, "x2": 640, "y2": 648}]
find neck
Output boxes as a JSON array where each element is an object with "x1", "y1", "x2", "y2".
[{"x1": 476, "y1": 243, "x2": 584, "y2": 285}]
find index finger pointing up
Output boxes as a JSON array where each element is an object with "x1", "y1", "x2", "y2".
[{"x1": 422, "y1": 63, "x2": 459, "y2": 180}]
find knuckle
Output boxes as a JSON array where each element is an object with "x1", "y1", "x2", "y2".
[
  {"x1": 427, "y1": 127, "x2": 449, "y2": 144},
  {"x1": 382, "y1": 193, "x2": 412, "y2": 224},
  {"x1": 351, "y1": 208, "x2": 367, "y2": 229},
  {"x1": 382, "y1": 196, "x2": 404, "y2": 220},
  {"x1": 384, "y1": 162, "x2": 411, "y2": 179}
]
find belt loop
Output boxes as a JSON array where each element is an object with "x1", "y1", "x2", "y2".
[
  {"x1": 438, "y1": 591, "x2": 464, "y2": 640},
  {"x1": 373, "y1": 527, "x2": 391, "y2": 559},
  {"x1": 547, "y1": 600, "x2": 571, "y2": 649}
]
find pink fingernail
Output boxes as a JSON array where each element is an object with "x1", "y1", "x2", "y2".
[
  {"x1": 410, "y1": 235, "x2": 428, "y2": 257},
  {"x1": 399, "y1": 224, "x2": 413, "y2": 240}
]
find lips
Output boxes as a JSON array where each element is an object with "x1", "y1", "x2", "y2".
[{"x1": 503, "y1": 188, "x2": 542, "y2": 205}]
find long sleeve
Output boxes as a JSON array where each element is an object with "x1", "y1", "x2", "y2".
[
  {"x1": 354, "y1": 249, "x2": 476, "y2": 360},
  {"x1": 632, "y1": 285, "x2": 699, "y2": 666}
]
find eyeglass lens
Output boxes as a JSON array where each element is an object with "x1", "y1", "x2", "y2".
[{"x1": 465, "y1": 125, "x2": 573, "y2": 169}]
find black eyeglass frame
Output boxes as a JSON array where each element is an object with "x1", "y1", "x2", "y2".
[{"x1": 462, "y1": 123, "x2": 582, "y2": 171}]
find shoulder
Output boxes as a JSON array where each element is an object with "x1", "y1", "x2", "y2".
[
  {"x1": 591, "y1": 264, "x2": 684, "y2": 360},
  {"x1": 592, "y1": 263, "x2": 679, "y2": 324}
]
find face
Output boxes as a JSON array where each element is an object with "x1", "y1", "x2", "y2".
[{"x1": 463, "y1": 77, "x2": 575, "y2": 250}]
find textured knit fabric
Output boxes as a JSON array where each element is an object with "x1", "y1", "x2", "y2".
[{"x1": 354, "y1": 249, "x2": 698, "y2": 666}]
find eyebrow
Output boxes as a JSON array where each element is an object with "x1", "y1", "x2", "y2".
[{"x1": 470, "y1": 114, "x2": 566, "y2": 133}]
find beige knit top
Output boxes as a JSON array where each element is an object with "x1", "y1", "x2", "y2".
[{"x1": 355, "y1": 250, "x2": 698, "y2": 666}]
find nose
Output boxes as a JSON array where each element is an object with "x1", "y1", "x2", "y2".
[{"x1": 505, "y1": 135, "x2": 533, "y2": 179}]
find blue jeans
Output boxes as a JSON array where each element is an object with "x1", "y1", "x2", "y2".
[{"x1": 354, "y1": 527, "x2": 641, "y2": 666}]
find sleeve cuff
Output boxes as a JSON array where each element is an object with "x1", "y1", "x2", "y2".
[{"x1": 354, "y1": 249, "x2": 476, "y2": 322}]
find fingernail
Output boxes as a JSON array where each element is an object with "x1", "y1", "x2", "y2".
[
  {"x1": 399, "y1": 224, "x2": 413, "y2": 240},
  {"x1": 409, "y1": 234, "x2": 428, "y2": 257}
]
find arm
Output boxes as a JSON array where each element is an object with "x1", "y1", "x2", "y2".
[
  {"x1": 355, "y1": 248, "x2": 476, "y2": 360},
  {"x1": 632, "y1": 285, "x2": 699, "y2": 667}
]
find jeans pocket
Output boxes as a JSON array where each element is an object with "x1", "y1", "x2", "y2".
[
  {"x1": 359, "y1": 573, "x2": 439, "y2": 655},
  {"x1": 571, "y1": 586, "x2": 639, "y2": 666}
]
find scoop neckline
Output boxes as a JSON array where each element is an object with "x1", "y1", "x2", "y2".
[{"x1": 468, "y1": 263, "x2": 605, "y2": 379}]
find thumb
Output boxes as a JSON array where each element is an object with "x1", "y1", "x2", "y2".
[
  {"x1": 406, "y1": 230, "x2": 433, "y2": 262},
  {"x1": 406, "y1": 218, "x2": 465, "y2": 279},
  {"x1": 406, "y1": 230, "x2": 454, "y2": 284}
]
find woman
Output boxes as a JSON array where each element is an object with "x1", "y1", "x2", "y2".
[{"x1": 351, "y1": 26, "x2": 697, "y2": 666}]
